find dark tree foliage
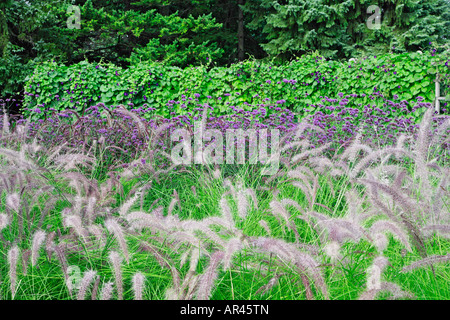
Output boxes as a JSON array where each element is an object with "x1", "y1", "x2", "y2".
[{"x1": 242, "y1": 0, "x2": 450, "y2": 60}]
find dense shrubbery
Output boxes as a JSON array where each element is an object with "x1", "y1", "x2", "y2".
[{"x1": 22, "y1": 51, "x2": 450, "y2": 120}]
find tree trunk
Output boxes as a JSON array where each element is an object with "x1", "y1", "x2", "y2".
[
  {"x1": 237, "y1": 0, "x2": 245, "y2": 61},
  {"x1": 0, "y1": 10, "x2": 8, "y2": 58}
]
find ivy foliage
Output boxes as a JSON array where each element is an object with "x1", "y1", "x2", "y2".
[{"x1": 23, "y1": 51, "x2": 450, "y2": 120}]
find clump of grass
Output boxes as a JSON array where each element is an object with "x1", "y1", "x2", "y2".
[{"x1": 0, "y1": 100, "x2": 448, "y2": 301}]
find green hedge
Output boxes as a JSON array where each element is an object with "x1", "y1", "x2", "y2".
[{"x1": 23, "y1": 51, "x2": 450, "y2": 120}]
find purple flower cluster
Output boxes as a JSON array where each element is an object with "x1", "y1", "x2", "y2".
[{"x1": 1, "y1": 90, "x2": 449, "y2": 168}]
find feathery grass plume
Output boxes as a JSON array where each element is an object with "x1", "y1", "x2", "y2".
[
  {"x1": 323, "y1": 241, "x2": 341, "y2": 262},
  {"x1": 168, "y1": 197, "x2": 178, "y2": 216},
  {"x1": 72, "y1": 195, "x2": 84, "y2": 217},
  {"x1": 431, "y1": 116, "x2": 450, "y2": 147},
  {"x1": 372, "y1": 233, "x2": 389, "y2": 252},
  {"x1": 180, "y1": 220, "x2": 227, "y2": 247},
  {"x1": 54, "y1": 244, "x2": 71, "y2": 294},
  {"x1": 365, "y1": 182, "x2": 403, "y2": 225},
  {"x1": 349, "y1": 146, "x2": 411, "y2": 179},
  {"x1": 380, "y1": 282, "x2": 415, "y2": 300},
  {"x1": 0, "y1": 173, "x2": 11, "y2": 191},
  {"x1": 191, "y1": 186, "x2": 197, "y2": 197},
  {"x1": 65, "y1": 179, "x2": 83, "y2": 200},
  {"x1": 414, "y1": 107, "x2": 433, "y2": 191},
  {"x1": 359, "y1": 178, "x2": 417, "y2": 218},
  {"x1": 179, "y1": 248, "x2": 192, "y2": 269},
  {"x1": 196, "y1": 251, "x2": 224, "y2": 300},
  {"x1": 125, "y1": 210, "x2": 168, "y2": 233},
  {"x1": 53, "y1": 153, "x2": 95, "y2": 171},
  {"x1": 149, "y1": 122, "x2": 172, "y2": 149},
  {"x1": 2, "y1": 108, "x2": 10, "y2": 134},
  {"x1": 281, "y1": 198, "x2": 307, "y2": 216},
  {"x1": 91, "y1": 275, "x2": 101, "y2": 300},
  {"x1": 317, "y1": 217, "x2": 366, "y2": 245},
  {"x1": 0, "y1": 213, "x2": 10, "y2": 230},
  {"x1": 6, "y1": 192, "x2": 20, "y2": 212},
  {"x1": 105, "y1": 218, "x2": 129, "y2": 263},
  {"x1": 63, "y1": 215, "x2": 89, "y2": 243},
  {"x1": 402, "y1": 254, "x2": 450, "y2": 273},
  {"x1": 116, "y1": 104, "x2": 149, "y2": 139},
  {"x1": 45, "y1": 231, "x2": 56, "y2": 261},
  {"x1": 223, "y1": 238, "x2": 243, "y2": 271},
  {"x1": 363, "y1": 173, "x2": 429, "y2": 256},
  {"x1": 392, "y1": 168, "x2": 408, "y2": 190},
  {"x1": 140, "y1": 241, "x2": 182, "y2": 297},
  {"x1": 44, "y1": 142, "x2": 68, "y2": 165},
  {"x1": 100, "y1": 281, "x2": 115, "y2": 300},
  {"x1": 109, "y1": 251, "x2": 124, "y2": 300},
  {"x1": 183, "y1": 273, "x2": 201, "y2": 300},
  {"x1": 77, "y1": 270, "x2": 97, "y2": 300},
  {"x1": 236, "y1": 187, "x2": 249, "y2": 219},
  {"x1": 422, "y1": 224, "x2": 450, "y2": 238},
  {"x1": 299, "y1": 272, "x2": 315, "y2": 300},
  {"x1": 85, "y1": 196, "x2": 97, "y2": 224},
  {"x1": 365, "y1": 256, "x2": 390, "y2": 294},
  {"x1": 430, "y1": 171, "x2": 450, "y2": 222},
  {"x1": 290, "y1": 142, "x2": 332, "y2": 166},
  {"x1": 359, "y1": 281, "x2": 414, "y2": 300},
  {"x1": 188, "y1": 247, "x2": 201, "y2": 275},
  {"x1": 173, "y1": 189, "x2": 181, "y2": 212},
  {"x1": 344, "y1": 189, "x2": 373, "y2": 225},
  {"x1": 168, "y1": 231, "x2": 205, "y2": 251},
  {"x1": 137, "y1": 183, "x2": 153, "y2": 211},
  {"x1": 223, "y1": 178, "x2": 237, "y2": 200},
  {"x1": 0, "y1": 148, "x2": 37, "y2": 169},
  {"x1": 280, "y1": 139, "x2": 310, "y2": 154},
  {"x1": 87, "y1": 224, "x2": 106, "y2": 248},
  {"x1": 251, "y1": 237, "x2": 328, "y2": 299},
  {"x1": 340, "y1": 131, "x2": 373, "y2": 163},
  {"x1": 165, "y1": 288, "x2": 180, "y2": 300},
  {"x1": 254, "y1": 273, "x2": 283, "y2": 296},
  {"x1": 14, "y1": 117, "x2": 31, "y2": 141},
  {"x1": 269, "y1": 199, "x2": 300, "y2": 241},
  {"x1": 23, "y1": 138, "x2": 41, "y2": 155},
  {"x1": 292, "y1": 120, "x2": 326, "y2": 140},
  {"x1": 219, "y1": 195, "x2": 235, "y2": 230},
  {"x1": 287, "y1": 168, "x2": 318, "y2": 209},
  {"x1": 258, "y1": 220, "x2": 271, "y2": 235},
  {"x1": 132, "y1": 272, "x2": 145, "y2": 300},
  {"x1": 119, "y1": 191, "x2": 141, "y2": 216},
  {"x1": 369, "y1": 220, "x2": 412, "y2": 252},
  {"x1": 8, "y1": 244, "x2": 20, "y2": 299},
  {"x1": 31, "y1": 230, "x2": 46, "y2": 267},
  {"x1": 212, "y1": 168, "x2": 221, "y2": 180},
  {"x1": 309, "y1": 156, "x2": 345, "y2": 176},
  {"x1": 246, "y1": 188, "x2": 258, "y2": 209},
  {"x1": 21, "y1": 250, "x2": 31, "y2": 275}
]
